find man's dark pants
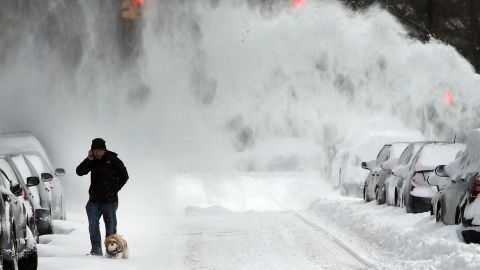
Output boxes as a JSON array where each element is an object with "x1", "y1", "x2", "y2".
[{"x1": 86, "y1": 200, "x2": 118, "y2": 252}]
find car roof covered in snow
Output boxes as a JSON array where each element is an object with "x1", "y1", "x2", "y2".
[
  {"x1": 0, "y1": 132, "x2": 52, "y2": 167},
  {"x1": 346, "y1": 129, "x2": 424, "y2": 162},
  {"x1": 414, "y1": 143, "x2": 466, "y2": 172}
]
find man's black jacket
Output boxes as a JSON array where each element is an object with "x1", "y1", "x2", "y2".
[{"x1": 76, "y1": 151, "x2": 129, "y2": 203}]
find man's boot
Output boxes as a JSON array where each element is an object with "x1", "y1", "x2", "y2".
[{"x1": 87, "y1": 247, "x2": 103, "y2": 256}]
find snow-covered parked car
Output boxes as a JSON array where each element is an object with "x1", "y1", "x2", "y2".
[
  {"x1": 462, "y1": 173, "x2": 480, "y2": 243},
  {"x1": 8, "y1": 154, "x2": 55, "y2": 236},
  {"x1": 427, "y1": 129, "x2": 480, "y2": 242},
  {"x1": 333, "y1": 128, "x2": 423, "y2": 198},
  {"x1": 395, "y1": 143, "x2": 466, "y2": 213},
  {"x1": 332, "y1": 147, "x2": 368, "y2": 197},
  {"x1": 0, "y1": 132, "x2": 66, "y2": 221},
  {"x1": 0, "y1": 155, "x2": 38, "y2": 270},
  {"x1": 0, "y1": 156, "x2": 41, "y2": 242},
  {"x1": 362, "y1": 142, "x2": 410, "y2": 204},
  {"x1": 385, "y1": 141, "x2": 434, "y2": 207},
  {"x1": 430, "y1": 171, "x2": 472, "y2": 225}
]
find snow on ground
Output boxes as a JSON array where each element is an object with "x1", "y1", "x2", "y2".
[
  {"x1": 38, "y1": 206, "x2": 366, "y2": 269},
  {"x1": 36, "y1": 172, "x2": 480, "y2": 270},
  {"x1": 307, "y1": 198, "x2": 480, "y2": 270}
]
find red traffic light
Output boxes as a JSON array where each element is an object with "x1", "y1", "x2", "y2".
[{"x1": 443, "y1": 90, "x2": 454, "y2": 105}]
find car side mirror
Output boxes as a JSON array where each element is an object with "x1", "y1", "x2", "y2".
[
  {"x1": 26, "y1": 176, "x2": 40, "y2": 187},
  {"x1": 361, "y1": 162, "x2": 368, "y2": 170},
  {"x1": 435, "y1": 165, "x2": 449, "y2": 177},
  {"x1": 361, "y1": 160, "x2": 375, "y2": 170},
  {"x1": 54, "y1": 168, "x2": 66, "y2": 177},
  {"x1": 41, "y1": 173, "x2": 54, "y2": 182}
]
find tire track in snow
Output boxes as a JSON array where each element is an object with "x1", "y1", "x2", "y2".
[
  {"x1": 184, "y1": 232, "x2": 212, "y2": 270},
  {"x1": 293, "y1": 212, "x2": 375, "y2": 269}
]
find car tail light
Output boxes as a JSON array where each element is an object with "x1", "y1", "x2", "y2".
[
  {"x1": 470, "y1": 174, "x2": 480, "y2": 202},
  {"x1": 134, "y1": 0, "x2": 144, "y2": 5},
  {"x1": 412, "y1": 172, "x2": 428, "y2": 186}
]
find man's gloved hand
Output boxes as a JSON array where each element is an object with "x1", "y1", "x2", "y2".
[{"x1": 88, "y1": 150, "x2": 94, "y2": 161}]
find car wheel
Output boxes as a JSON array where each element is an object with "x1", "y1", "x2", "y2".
[
  {"x1": 61, "y1": 195, "x2": 67, "y2": 220},
  {"x1": 436, "y1": 204, "x2": 442, "y2": 223},
  {"x1": 376, "y1": 187, "x2": 386, "y2": 205},
  {"x1": 18, "y1": 247, "x2": 37, "y2": 270},
  {"x1": 455, "y1": 207, "x2": 463, "y2": 225},
  {"x1": 32, "y1": 224, "x2": 39, "y2": 244},
  {"x1": 46, "y1": 223, "x2": 54, "y2": 235},
  {"x1": 375, "y1": 187, "x2": 383, "y2": 204},
  {"x1": 364, "y1": 187, "x2": 372, "y2": 202},
  {"x1": 3, "y1": 223, "x2": 19, "y2": 270},
  {"x1": 394, "y1": 189, "x2": 399, "y2": 207}
]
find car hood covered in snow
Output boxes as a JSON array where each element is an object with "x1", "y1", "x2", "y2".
[{"x1": 414, "y1": 143, "x2": 466, "y2": 172}]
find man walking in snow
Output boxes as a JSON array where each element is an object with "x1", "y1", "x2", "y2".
[{"x1": 76, "y1": 138, "x2": 129, "y2": 256}]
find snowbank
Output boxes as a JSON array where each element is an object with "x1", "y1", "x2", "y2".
[{"x1": 307, "y1": 198, "x2": 480, "y2": 270}]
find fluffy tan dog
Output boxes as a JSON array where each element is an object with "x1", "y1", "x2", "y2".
[{"x1": 104, "y1": 234, "x2": 129, "y2": 259}]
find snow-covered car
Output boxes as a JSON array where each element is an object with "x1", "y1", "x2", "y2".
[
  {"x1": 426, "y1": 129, "x2": 480, "y2": 228},
  {"x1": 362, "y1": 142, "x2": 410, "y2": 204},
  {"x1": 0, "y1": 156, "x2": 41, "y2": 242},
  {"x1": 23, "y1": 152, "x2": 65, "y2": 221},
  {"x1": 0, "y1": 132, "x2": 66, "y2": 221},
  {"x1": 8, "y1": 154, "x2": 55, "y2": 236},
  {"x1": 333, "y1": 147, "x2": 368, "y2": 197},
  {"x1": 0, "y1": 155, "x2": 38, "y2": 269},
  {"x1": 425, "y1": 129, "x2": 480, "y2": 241},
  {"x1": 395, "y1": 143, "x2": 466, "y2": 213},
  {"x1": 429, "y1": 171, "x2": 472, "y2": 225},
  {"x1": 333, "y1": 128, "x2": 423, "y2": 198},
  {"x1": 385, "y1": 142, "x2": 427, "y2": 206},
  {"x1": 461, "y1": 173, "x2": 480, "y2": 243}
]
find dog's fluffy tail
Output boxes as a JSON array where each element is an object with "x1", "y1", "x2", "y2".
[{"x1": 122, "y1": 246, "x2": 129, "y2": 259}]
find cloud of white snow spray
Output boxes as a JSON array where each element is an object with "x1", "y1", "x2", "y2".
[{"x1": 0, "y1": 0, "x2": 480, "y2": 214}]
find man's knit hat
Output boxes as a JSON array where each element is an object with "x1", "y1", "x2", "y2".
[{"x1": 91, "y1": 138, "x2": 107, "y2": 150}]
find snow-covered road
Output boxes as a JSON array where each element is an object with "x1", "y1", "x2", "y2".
[
  {"x1": 36, "y1": 172, "x2": 480, "y2": 270},
  {"x1": 37, "y1": 209, "x2": 367, "y2": 270},
  {"x1": 36, "y1": 173, "x2": 370, "y2": 270}
]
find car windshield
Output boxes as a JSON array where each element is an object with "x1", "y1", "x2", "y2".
[
  {"x1": 398, "y1": 144, "x2": 413, "y2": 165},
  {"x1": 0, "y1": 158, "x2": 19, "y2": 189},
  {"x1": 376, "y1": 145, "x2": 391, "y2": 165},
  {"x1": 390, "y1": 143, "x2": 410, "y2": 160},
  {"x1": 24, "y1": 154, "x2": 49, "y2": 175},
  {"x1": 10, "y1": 155, "x2": 33, "y2": 182},
  {"x1": 415, "y1": 144, "x2": 466, "y2": 171}
]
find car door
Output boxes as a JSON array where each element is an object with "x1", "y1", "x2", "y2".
[
  {"x1": 370, "y1": 145, "x2": 391, "y2": 194},
  {"x1": 23, "y1": 154, "x2": 52, "y2": 209},
  {"x1": 8, "y1": 155, "x2": 41, "y2": 209},
  {"x1": 0, "y1": 161, "x2": 27, "y2": 246}
]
